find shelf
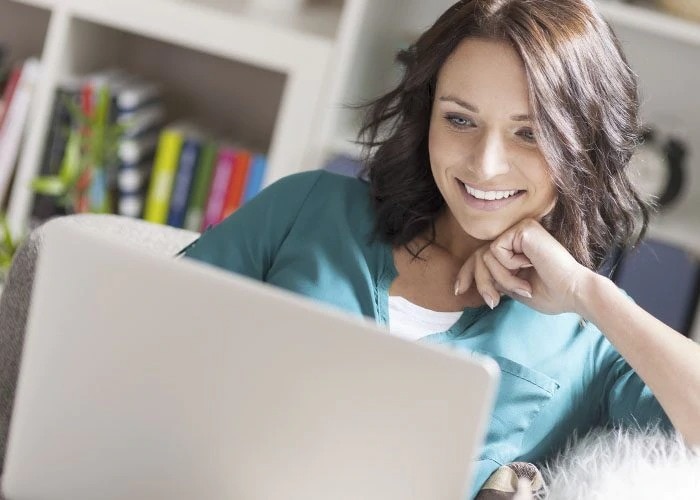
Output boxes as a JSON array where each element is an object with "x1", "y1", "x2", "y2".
[
  {"x1": 181, "y1": 0, "x2": 344, "y2": 40},
  {"x1": 10, "y1": 0, "x2": 54, "y2": 10},
  {"x1": 597, "y1": 0, "x2": 700, "y2": 46},
  {"x1": 25, "y1": 0, "x2": 336, "y2": 74}
]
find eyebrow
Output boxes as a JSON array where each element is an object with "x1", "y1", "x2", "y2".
[{"x1": 438, "y1": 95, "x2": 533, "y2": 122}]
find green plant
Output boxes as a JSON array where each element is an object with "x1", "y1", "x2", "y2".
[
  {"x1": 31, "y1": 86, "x2": 124, "y2": 214},
  {"x1": 0, "y1": 212, "x2": 20, "y2": 281}
]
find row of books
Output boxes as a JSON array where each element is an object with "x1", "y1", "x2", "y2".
[
  {"x1": 143, "y1": 123, "x2": 267, "y2": 232},
  {"x1": 0, "y1": 57, "x2": 40, "y2": 210},
  {"x1": 32, "y1": 67, "x2": 267, "y2": 232}
]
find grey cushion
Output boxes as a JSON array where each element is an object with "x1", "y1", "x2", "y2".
[{"x1": 0, "y1": 214, "x2": 198, "y2": 474}]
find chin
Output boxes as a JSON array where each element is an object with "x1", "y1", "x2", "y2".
[{"x1": 459, "y1": 222, "x2": 507, "y2": 242}]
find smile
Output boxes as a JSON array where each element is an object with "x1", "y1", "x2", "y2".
[
  {"x1": 463, "y1": 184, "x2": 519, "y2": 200},
  {"x1": 457, "y1": 179, "x2": 525, "y2": 211}
]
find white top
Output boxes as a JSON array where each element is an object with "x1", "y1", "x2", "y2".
[{"x1": 388, "y1": 296, "x2": 463, "y2": 342}]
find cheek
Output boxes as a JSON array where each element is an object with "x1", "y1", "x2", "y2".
[
  {"x1": 428, "y1": 123, "x2": 442, "y2": 167},
  {"x1": 428, "y1": 126, "x2": 466, "y2": 174},
  {"x1": 535, "y1": 170, "x2": 559, "y2": 215}
]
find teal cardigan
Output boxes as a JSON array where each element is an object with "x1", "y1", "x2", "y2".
[{"x1": 184, "y1": 170, "x2": 670, "y2": 498}]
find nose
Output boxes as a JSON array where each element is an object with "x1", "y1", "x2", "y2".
[{"x1": 471, "y1": 131, "x2": 510, "y2": 178}]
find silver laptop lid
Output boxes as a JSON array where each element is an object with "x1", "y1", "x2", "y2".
[{"x1": 3, "y1": 222, "x2": 498, "y2": 500}]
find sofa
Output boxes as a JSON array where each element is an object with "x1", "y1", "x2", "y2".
[{"x1": 0, "y1": 214, "x2": 697, "y2": 500}]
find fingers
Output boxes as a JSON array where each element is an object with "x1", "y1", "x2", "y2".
[
  {"x1": 483, "y1": 251, "x2": 532, "y2": 300},
  {"x1": 454, "y1": 249, "x2": 532, "y2": 310},
  {"x1": 474, "y1": 254, "x2": 500, "y2": 309},
  {"x1": 454, "y1": 256, "x2": 475, "y2": 297}
]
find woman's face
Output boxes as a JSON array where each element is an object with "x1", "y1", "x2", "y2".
[{"x1": 429, "y1": 37, "x2": 557, "y2": 242}]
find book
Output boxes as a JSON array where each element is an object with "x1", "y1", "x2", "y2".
[
  {"x1": 183, "y1": 139, "x2": 217, "y2": 233},
  {"x1": 118, "y1": 131, "x2": 160, "y2": 164},
  {"x1": 201, "y1": 145, "x2": 236, "y2": 230},
  {"x1": 0, "y1": 58, "x2": 40, "y2": 209},
  {"x1": 166, "y1": 134, "x2": 202, "y2": 228},
  {"x1": 143, "y1": 125, "x2": 186, "y2": 224},
  {"x1": 113, "y1": 77, "x2": 164, "y2": 221},
  {"x1": 0, "y1": 64, "x2": 22, "y2": 132},
  {"x1": 242, "y1": 153, "x2": 267, "y2": 204},
  {"x1": 87, "y1": 84, "x2": 113, "y2": 213},
  {"x1": 31, "y1": 80, "x2": 81, "y2": 221},
  {"x1": 220, "y1": 148, "x2": 252, "y2": 220},
  {"x1": 117, "y1": 158, "x2": 152, "y2": 218},
  {"x1": 118, "y1": 103, "x2": 165, "y2": 138},
  {"x1": 115, "y1": 81, "x2": 161, "y2": 113}
]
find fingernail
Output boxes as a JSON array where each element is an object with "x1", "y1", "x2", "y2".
[
  {"x1": 520, "y1": 263, "x2": 534, "y2": 269},
  {"x1": 454, "y1": 280, "x2": 461, "y2": 296},
  {"x1": 483, "y1": 293, "x2": 496, "y2": 309},
  {"x1": 515, "y1": 288, "x2": 533, "y2": 299}
]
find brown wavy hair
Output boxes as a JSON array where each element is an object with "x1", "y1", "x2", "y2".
[{"x1": 358, "y1": 0, "x2": 649, "y2": 270}]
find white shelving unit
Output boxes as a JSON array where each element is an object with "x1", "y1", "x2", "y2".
[{"x1": 4, "y1": 0, "x2": 371, "y2": 241}]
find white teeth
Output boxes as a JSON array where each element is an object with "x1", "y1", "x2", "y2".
[{"x1": 463, "y1": 183, "x2": 519, "y2": 201}]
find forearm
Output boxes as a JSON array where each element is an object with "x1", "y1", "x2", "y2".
[{"x1": 575, "y1": 271, "x2": 700, "y2": 446}]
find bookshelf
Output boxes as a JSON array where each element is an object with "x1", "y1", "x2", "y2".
[{"x1": 4, "y1": 0, "x2": 362, "y2": 239}]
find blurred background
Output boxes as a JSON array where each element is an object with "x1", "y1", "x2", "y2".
[{"x1": 0, "y1": 0, "x2": 698, "y2": 338}]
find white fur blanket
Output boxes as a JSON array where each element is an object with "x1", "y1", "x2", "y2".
[{"x1": 478, "y1": 427, "x2": 700, "y2": 499}]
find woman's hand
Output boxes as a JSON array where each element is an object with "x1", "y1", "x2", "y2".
[{"x1": 454, "y1": 218, "x2": 595, "y2": 315}]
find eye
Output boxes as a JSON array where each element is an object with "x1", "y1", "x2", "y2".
[
  {"x1": 517, "y1": 127, "x2": 537, "y2": 143},
  {"x1": 444, "y1": 113, "x2": 474, "y2": 129}
]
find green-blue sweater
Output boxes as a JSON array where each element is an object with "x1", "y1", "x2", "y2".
[{"x1": 184, "y1": 170, "x2": 670, "y2": 498}]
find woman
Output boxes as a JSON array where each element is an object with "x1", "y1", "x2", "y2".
[{"x1": 184, "y1": 0, "x2": 700, "y2": 496}]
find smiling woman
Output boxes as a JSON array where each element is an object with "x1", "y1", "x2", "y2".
[
  {"x1": 182, "y1": 0, "x2": 700, "y2": 498},
  {"x1": 360, "y1": 0, "x2": 645, "y2": 272}
]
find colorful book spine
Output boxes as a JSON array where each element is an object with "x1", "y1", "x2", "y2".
[
  {"x1": 242, "y1": 153, "x2": 267, "y2": 204},
  {"x1": 143, "y1": 126, "x2": 185, "y2": 224},
  {"x1": 201, "y1": 146, "x2": 236, "y2": 230},
  {"x1": 88, "y1": 85, "x2": 113, "y2": 213},
  {"x1": 220, "y1": 148, "x2": 252, "y2": 220},
  {"x1": 166, "y1": 136, "x2": 201, "y2": 228},
  {"x1": 0, "y1": 64, "x2": 22, "y2": 131},
  {"x1": 183, "y1": 140, "x2": 217, "y2": 233}
]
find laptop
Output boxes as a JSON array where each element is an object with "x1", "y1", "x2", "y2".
[{"x1": 2, "y1": 222, "x2": 499, "y2": 500}]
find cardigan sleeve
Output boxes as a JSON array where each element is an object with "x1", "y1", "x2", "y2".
[
  {"x1": 603, "y1": 355, "x2": 673, "y2": 431},
  {"x1": 181, "y1": 170, "x2": 324, "y2": 281}
]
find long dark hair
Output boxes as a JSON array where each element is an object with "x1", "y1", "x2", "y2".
[{"x1": 358, "y1": 0, "x2": 649, "y2": 270}]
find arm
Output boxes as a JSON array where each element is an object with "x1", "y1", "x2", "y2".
[
  {"x1": 576, "y1": 270, "x2": 700, "y2": 445},
  {"x1": 455, "y1": 218, "x2": 700, "y2": 446}
]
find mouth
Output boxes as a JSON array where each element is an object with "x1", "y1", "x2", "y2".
[{"x1": 456, "y1": 179, "x2": 525, "y2": 211}]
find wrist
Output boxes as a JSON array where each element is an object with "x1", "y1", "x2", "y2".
[{"x1": 572, "y1": 268, "x2": 613, "y2": 320}]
